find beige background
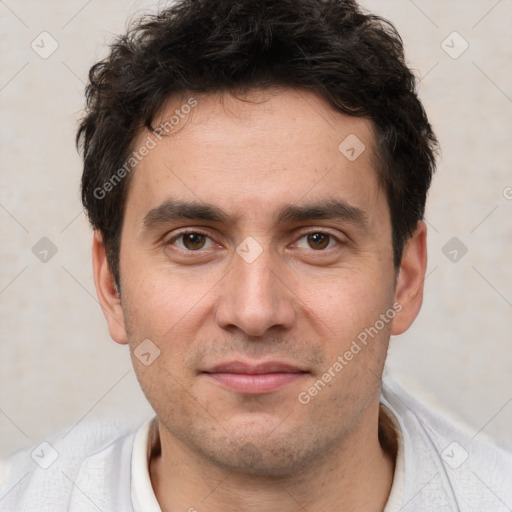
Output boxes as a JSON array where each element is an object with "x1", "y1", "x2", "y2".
[{"x1": 1, "y1": 0, "x2": 511, "y2": 458}]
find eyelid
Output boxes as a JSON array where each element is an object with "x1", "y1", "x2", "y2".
[
  {"x1": 164, "y1": 227, "x2": 345, "y2": 252},
  {"x1": 164, "y1": 228, "x2": 218, "y2": 251},
  {"x1": 291, "y1": 228, "x2": 344, "y2": 250}
]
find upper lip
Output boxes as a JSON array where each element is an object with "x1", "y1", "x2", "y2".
[{"x1": 203, "y1": 361, "x2": 307, "y2": 374}]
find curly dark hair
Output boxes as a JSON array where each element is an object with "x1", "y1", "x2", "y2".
[{"x1": 77, "y1": 0, "x2": 439, "y2": 288}]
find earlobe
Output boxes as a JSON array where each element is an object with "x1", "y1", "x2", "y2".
[
  {"x1": 391, "y1": 221, "x2": 428, "y2": 336},
  {"x1": 92, "y1": 231, "x2": 128, "y2": 345}
]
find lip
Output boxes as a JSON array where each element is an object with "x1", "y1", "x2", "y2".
[
  {"x1": 202, "y1": 360, "x2": 309, "y2": 394},
  {"x1": 205, "y1": 361, "x2": 306, "y2": 374}
]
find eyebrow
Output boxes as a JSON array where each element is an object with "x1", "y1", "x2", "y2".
[{"x1": 142, "y1": 198, "x2": 368, "y2": 231}]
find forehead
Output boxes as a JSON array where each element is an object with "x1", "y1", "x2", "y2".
[{"x1": 124, "y1": 87, "x2": 384, "y2": 227}]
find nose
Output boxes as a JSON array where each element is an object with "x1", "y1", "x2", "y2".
[{"x1": 214, "y1": 243, "x2": 296, "y2": 337}]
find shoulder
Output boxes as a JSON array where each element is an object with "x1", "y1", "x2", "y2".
[
  {"x1": 0, "y1": 418, "x2": 140, "y2": 512},
  {"x1": 381, "y1": 375, "x2": 512, "y2": 512}
]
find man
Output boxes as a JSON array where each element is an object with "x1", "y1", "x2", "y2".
[{"x1": 1, "y1": 0, "x2": 510, "y2": 510}]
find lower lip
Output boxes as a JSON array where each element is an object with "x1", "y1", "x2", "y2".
[{"x1": 203, "y1": 372, "x2": 307, "y2": 394}]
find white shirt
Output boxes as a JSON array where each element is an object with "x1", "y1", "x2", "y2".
[
  {"x1": 1, "y1": 376, "x2": 511, "y2": 511},
  {"x1": 129, "y1": 402, "x2": 406, "y2": 512}
]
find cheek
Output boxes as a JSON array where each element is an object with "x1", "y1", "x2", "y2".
[
  {"x1": 306, "y1": 269, "x2": 394, "y2": 340},
  {"x1": 130, "y1": 351, "x2": 203, "y2": 439},
  {"x1": 120, "y1": 252, "x2": 213, "y2": 339},
  {"x1": 120, "y1": 266, "x2": 223, "y2": 391}
]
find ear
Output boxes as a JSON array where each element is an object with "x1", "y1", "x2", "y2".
[
  {"x1": 92, "y1": 230, "x2": 128, "y2": 344},
  {"x1": 391, "y1": 221, "x2": 428, "y2": 335}
]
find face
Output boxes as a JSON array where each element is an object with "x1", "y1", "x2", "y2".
[{"x1": 94, "y1": 87, "x2": 426, "y2": 477}]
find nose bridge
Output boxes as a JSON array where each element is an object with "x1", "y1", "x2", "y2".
[
  {"x1": 235, "y1": 243, "x2": 276, "y2": 300},
  {"x1": 215, "y1": 238, "x2": 295, "y2": 336}
]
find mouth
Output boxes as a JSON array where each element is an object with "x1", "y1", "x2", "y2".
[{"x1": 201, "y1": 361, "x2": 309, "y2": 394}]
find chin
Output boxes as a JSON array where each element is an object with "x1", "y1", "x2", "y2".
[
  {"x1": 184, "y1": 423, "x2": 327, "y2": 479},
  {"x1": 209, "y1": 442, "x2": 314, "y2": 478}
]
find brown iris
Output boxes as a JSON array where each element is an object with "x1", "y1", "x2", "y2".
[
  {"x1": 182, "y1": 233, "x2": 207, "y2": 250},
  {"x1": 307, "y1": 233, "x2": 330, "y2": 250}
]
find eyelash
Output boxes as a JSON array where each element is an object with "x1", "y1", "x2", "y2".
[{"x1": 165, "y1": 229, "x2": 343, "y2": 253}]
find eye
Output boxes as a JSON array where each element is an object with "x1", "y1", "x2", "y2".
[
  {"x1": 165, "y1": 230, "x2": 342, "y2": 253},
  {"x1": 295, "y1": 232, "x2": 339, "y2": 251},
  {"x1": 168, "y1": 231, "x2": 216, "y2": 251}
]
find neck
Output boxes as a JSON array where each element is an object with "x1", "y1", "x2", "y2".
[{"x1": 149, "y1": 403, "x2": 397, "y2": 512}]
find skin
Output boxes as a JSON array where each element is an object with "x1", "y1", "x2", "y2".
[{"x1": 93, "y1": 87, "x2": 427, "y2": 511}]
